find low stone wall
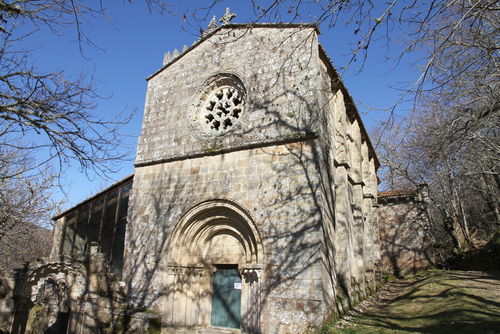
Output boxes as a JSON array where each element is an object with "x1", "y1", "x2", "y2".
[
  {"x1": 0, "y1": 254, "x2": 147, "y2": 334},
  {"x1": 0, "y1": 269, "x2": 18, "y2": 334}
]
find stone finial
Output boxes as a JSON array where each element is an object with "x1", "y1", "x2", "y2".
[
  {"x1": 163, "y1": 51, "x2": 172, "y2": 65},
  {"x1": 203, "y1": 15, "x2": 218, "y2": 37},
  {"x1": 173, "y1": 49, "x2": 180, "y2": 57},
  {"x1": 219, "y1": 7, "x2": 236, "y2": 24},
  {"x1": 182, "y1": 45, "x2": 188, "y2": 52}
]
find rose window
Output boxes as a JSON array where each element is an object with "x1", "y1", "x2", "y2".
[
  {"x1": 203, "y1": 87, "x2": 243, "y2": 134},
  {"x1": 188, "y1": 73, "x2": 246, "y2": 141}
]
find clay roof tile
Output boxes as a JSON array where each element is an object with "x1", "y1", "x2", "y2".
[{"x1": 378, "y1": 189, "x2": 417, "y2": 198}]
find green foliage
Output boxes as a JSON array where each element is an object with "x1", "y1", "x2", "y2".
[
  {"x1": 491, "y1": 229, "x2": 500, "y2": 244},
  {"x1": 382, "y1": 273, "x2": 398, "y2": 282},
  {"x1": 28, "y1": 304, "x2": 43, "y2": 334},
  {"x1": 147, "y1": 318, "x2": 162, "y2": 334},
  {"x1": 115, "y1": 314, "x2": 132, "y2": 333}
]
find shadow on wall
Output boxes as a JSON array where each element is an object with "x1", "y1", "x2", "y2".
[
  {"x1": 123, "y1": 32, "x2": 357, "y2": 333},
  {"x1": 6, "y1": 25, "x2": 382, "y2": 334},
  {"x1": 124, "y1": 96, "x2": 331, "y2": 333},
  {"x1": 7, "y1": 253, "x2": 130, "y2": 334},
  {"x1": 378, "y1": 191, "x2": 434, "y2": 276}
]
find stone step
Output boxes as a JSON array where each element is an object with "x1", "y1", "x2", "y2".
[{"x1": 196, "y1": 326, "x2": 239, "y2": 334}]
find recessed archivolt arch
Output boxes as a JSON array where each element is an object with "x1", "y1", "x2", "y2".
[
  {"x1": 168, "y1": 198, "x2": 263, "y2": 266},
  {"x1": 18, "y1": 258, "x2": 87, "y2": 298}
]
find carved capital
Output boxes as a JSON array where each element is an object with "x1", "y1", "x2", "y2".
[
  {"x1": 240, "y1": 264, "x2": 262, "y2": 283},
  {"x1": 168, "y1": 265, "x2": 204, "y2": 276}
]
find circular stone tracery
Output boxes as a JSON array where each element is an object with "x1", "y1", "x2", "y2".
[
  {"x1": 204, "y1": 87, "x2": 243, "y2": 132},
  {"x1": 188, "y1": 73, "x2": 246, "y2": 140}
]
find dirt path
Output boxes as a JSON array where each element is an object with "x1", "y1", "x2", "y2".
[
  {"x1": 452, "y1": 270, "x2": 500, "y2": 301},
  {"x1": 330, "y1": 270, "x2": 500, "y2": 333},
  {"x1": 333, "y1": 275, "x2": 423, "y2": 330}
]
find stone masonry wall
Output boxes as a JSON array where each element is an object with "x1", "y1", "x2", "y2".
[
  {"x1": 0, "y1": 270, "x2": 16, "y2": 333},
  {"x1": 316, "y1": 53, "x2": 381, "y2": 315},
  {"x1": 128, "y1": 24, "x2": 382, "y2": 333},
  {"x1": 378, "y1": 191, "x2": 433, "y2": 276},
  {"x1": 1, "y1": 24, "x2": 386, "y2": 334},
  {"x1": 4, "y1": 254, "x2": 130, "y2": 334},
  {"x1": 127, "y1": 140, "x2": 326, "y2": 332},
  {"x1": 135, "y1": 26, "x2": 321, "y2": 166}
]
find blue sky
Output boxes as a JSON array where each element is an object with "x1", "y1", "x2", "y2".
[{"x1": 21, "y1": 1, "x2": 417, "y2": 208}]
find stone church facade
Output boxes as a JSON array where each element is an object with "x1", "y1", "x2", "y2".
[
  {"x1": 124, "y1": 22, "x2": 381, "y2": 333},
  {"x1": 1, "y1": 19, "x2": 432, "y2": 334}
]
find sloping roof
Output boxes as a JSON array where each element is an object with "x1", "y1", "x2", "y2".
[
  {"x1": 378, "y1": 189, "x2": 417, "y2": 198},
  {"x1": 52, "y1": 174, "x2": 134, "y2": 221}
]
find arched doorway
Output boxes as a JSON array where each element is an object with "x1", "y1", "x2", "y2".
[
  {"x1": 211, "y1": 264, "x2": 241, "y2": 329},
  {"x1": 163, "y1": 199, "x2": 262, "y2": 332},
  {"x1": 11, "y1": 260, "x2": 86, "y2": 334}
]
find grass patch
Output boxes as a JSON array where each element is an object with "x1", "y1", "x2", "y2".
[
  {"x1": 325, "y1": 270, "x2": 500, "y2": 333},
  {"x1": 147, "y1": 318, "x2": 162, "y2": 334}
]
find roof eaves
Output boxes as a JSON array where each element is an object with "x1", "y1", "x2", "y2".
[
  {"x1": 52, "y1": 174, "x2": 134, "y2": 221},
  {"x1": 317, "y1": 43, "x2": 380, "y2": 170},
  {"x1": 378, "y1": 189, "x2": 417, "y2": 198}
]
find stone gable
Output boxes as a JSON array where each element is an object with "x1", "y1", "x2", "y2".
[{"x1": 136, "y1": 26, "x2": 322, "y2": 166}]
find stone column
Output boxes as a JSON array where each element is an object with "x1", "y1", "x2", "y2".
[
  {"x1": 334, "y1": 165, "x2": 354, "y2": 300},
  {"x1": 163, "y1": 265, "x2": 205, "y2": 327},
  {"x1": 240, "y1": 265, "x2": 262, "y2": 334}
]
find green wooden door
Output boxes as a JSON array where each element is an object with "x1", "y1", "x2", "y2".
[{"x1": 211, "y1": 265, "x2": 242, "y2": 329}]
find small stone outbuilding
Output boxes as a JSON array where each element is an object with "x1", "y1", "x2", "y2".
[{"x1": 378, "y1": 185, "x2": 434, "y2": 276}]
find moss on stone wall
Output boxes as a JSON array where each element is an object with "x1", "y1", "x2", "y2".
[{"x1": 27, "y1": 304, "x2": 43, "y2": 334}]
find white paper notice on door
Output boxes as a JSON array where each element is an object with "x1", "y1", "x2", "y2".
[{"x1": 234, "y1": 283, "x2": 242, "y2": 290}]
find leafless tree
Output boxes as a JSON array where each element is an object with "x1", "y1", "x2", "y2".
[
  {"x1": 0, "y1": 219, "x2": 53, "y2": 270},
  {"x1": 0, "y1": 0, "x2": 185, "y2": 262},
  {"x1": 0, "y1": 140, "x2": 64, "y2": 257},
  {"x1": 0, "y1": 0, "x2": 182, "y2": 182},
  {"x1": 374, "y1": 96, "x2": 500, "y2": 253},
  {"x1": 178, "y1": 1, "x2": 497, "y2": 89},
  {"x1": 1, "y1": 1, "x2": 135, "y2": 180},
  {"x1": 357, "y1": 0, "x2": 500, "y2": 256},
  {"x1": 2, "y1": 0, "x2": 494, "y2": 179},
  {"x1": 2, "y1": 0, "x2": 497, "y2": 261}
]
